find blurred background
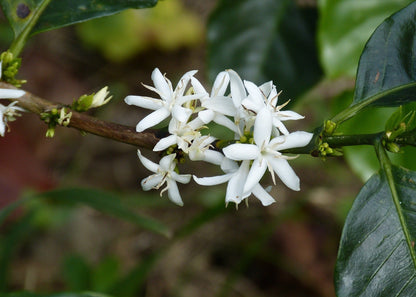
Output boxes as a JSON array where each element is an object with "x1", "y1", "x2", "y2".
[{"x1": 0, "y1": 0, "x2": 386, "y2": 296}]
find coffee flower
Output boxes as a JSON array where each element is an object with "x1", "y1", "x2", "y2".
[
  {"x1": 138, "y1": 150, "x2": 191, "y2": 206},
  {"x1": 223, "y1": 108, "x2": 313, "y2": 193},
  {"x1": 124, "y1": 68, "x2": 202, "y2": 132},
  {"x1": 0, "y1": 101, "x2": 25, "y2": 136}
]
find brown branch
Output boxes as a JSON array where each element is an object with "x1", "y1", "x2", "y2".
[{"x1": 0, "y1": 82, "x2": 159, "y2": 149}]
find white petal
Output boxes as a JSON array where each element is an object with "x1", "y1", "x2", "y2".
[
  {"x1": 251, "y1": 184, "x2": 276, "y2": 206},
  {"x1": 225, "y1": 160, "x2": 249, "y2": 204},
  {"x1": 124, "y1": 95, "x2": 162, "y2": 110},
  {"x1": 259, "y1": 81, "x2": 273, "y2": 97},
  {"x1": 202, "y1": 150, "x2": 224, "y2": 165},
  {"x1": 223, "y1": 143, "x2": 259, "y2": 160},
  {"x1": 136, "y1": 108, "x2": 170, "y2": 132},
  {"x1": 141, "y1": 174, "x2": 163, "y2": 191},
  {"x1": 202, "y1": 97, "x2": 236, "y2": 116},
  {"x1": 191, "y1": 77, "x2": 208, "y2": 95},
  {"x1": 167, "y1": 180, "x2": 184, "y2": 206},
  {"x1": 193, "y1": 173, "x2": 233, "y2": 186},
  {"x1": 272, "y1": 118, "x2": 289, "y2": 135},
  {"x1": 198, "y1": 109, "x2": 215, "y2": 124},
  {"x1": 137, "y1": 150, "x2": 159, "y2": 172},
  {"x1": 153, "y1": 134, "x2": 177, "y2": 151},
  {"x1": 0, "y1": 89, "x2": 25, "y2": 98},
  {"x1": 188, "y1": 117, "x2": 204, "y2": 130},
  {"x1": 174, "y1": 70, "x2": 198, "y2": 96},
  {"x1": 227, "y1": 69, "x2": 246, "y2": 107},
  {"x1": 271, "y1": 131, "x2": 313, "y2": 151},
  {"x1": 213, "y1": 114, "x2": 239, "y2": 133},
  {"x1": 172, "y1": 105, "x2": 192, "y2": 123},
  {"x1": 151, "y1": 68, "x2": 172, "y2": 100},
  {"x1": 267, "y1": 156, "x2": 300, "y2": 191},
  {"x1": 278, "y1": 110, "x2": 304, "y2": 121},
  {"x1": 171, "y1": 172, "x2": 192, "y2": 184},
  {"x1": 244, "y1": 80, "x2": 265, "y2": 107},
  {"x1": 241, "y1": 98, "x2": 261, "y2": 113},
  {"x1": 253, "y1": 108, "x2": 272, "y2": 147},
  {"x1": 211, "y1": 71, "x2": 230, "y2": 97},
  {"x1": 159, "y1": 153, "x2": 176, "y2": 170},
  {"x1": 0, "y1": 110, "x2": 5, "y2": 136},
  {"x1": 243, "y1": 158, "x2": 267, "y2": 193},
  {"x1": 221, "y1": 158, "x2": 239, "y2": 173}
]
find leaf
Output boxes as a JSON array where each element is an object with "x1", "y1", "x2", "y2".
[
  {"x1": 353, "y1": 1, "x2": 416, "y2": 107},
  {"x1": 335, "y1": 165, "x2": 416, "y2": 296},
  {"x1": 207, "y1": 0, "x2": 322, "y2": 99},
  {"x1": 318, "y1": 0, "x2": 412, "y2": 78},
  {"x1": 0, "y1": 0, "x2": 157, "y2": 37},
  {"x1": 0, "y1": 293, "x2": 112, "y2": 297},
  {"x1": 30, "y1": 188, "x2": 171, "y2": 237}
]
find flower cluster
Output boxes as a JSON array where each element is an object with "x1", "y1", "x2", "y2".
[{"x1": 125, "y1": 68, "x2": 312, "y2": 207}]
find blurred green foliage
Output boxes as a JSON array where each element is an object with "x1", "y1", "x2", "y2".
[{"x1": 76, "y1": 0, "x2": 203, "y2": 63}]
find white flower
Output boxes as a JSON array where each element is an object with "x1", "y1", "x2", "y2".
[
  {"x1": 138, "y1": 150, "x2": 191, "y2": 206},
  {"x1": 153, "y1": 118, "x2": 202, "y2": 152},
  {"x1": 124, "y1": 68, "x2": 202, "y2": 132},
  {"x1": 193, "y1": 158, "x2": 276, "y2": 206},
  {"x1": 0, "y1": 101, "x2": 25, "y2": 136},
  {"x1": 242, "y1": 80, "x2": 304, "y2": 135},
  {"x1": 223, "y1": 108, "x2": 312, "y2": 193}
]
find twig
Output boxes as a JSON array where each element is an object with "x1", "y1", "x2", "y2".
[{"x1": 0, "y1": 82, "x2": 159, "y2": 149}]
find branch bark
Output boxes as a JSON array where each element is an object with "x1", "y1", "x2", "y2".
[{"x1": 0, "y1": 82, "x2": 159, "y2": 149}]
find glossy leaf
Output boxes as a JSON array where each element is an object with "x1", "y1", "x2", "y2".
[
  {"x1": 318, "y1": 0, "x2": 412, "y2": 78},
  {"x1": 335, "y1": 166, "x2": 416, "y2": 296},
  {"x1": 0, "y1": 0, "x2": 157, "y2": 37},
  {"x1": 353, "y1": 1, "x2": 416, "y2": 107},
  {"x1": 30, "y1": 188, "x2": 171, "y2": 237},
  {"x1": 207, "y1": 0, "x2": 321, "y2": 99},
  {"x1": 0, "y1": 293, "x2": 112, "y2": 297}
]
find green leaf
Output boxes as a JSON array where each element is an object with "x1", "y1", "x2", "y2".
[
  {"x1": 318, "y1": 0, "x2": 412, "y2": 78},
  {"x1": 335, "y1": 165, "x2": 416, "y2": 296},
  {"x1": 62, "y1": 254, "x2": 92, "y2": 291},
  {"x1": 30, "y1": 188, "x2": 171, "y2": 237},
  {"x1": 0, "y1": 293, "x2": 112, "y2": 297},
  {"x1": 353, "y1": 1, "x2": 416, "y2": 107},
  {"x1": 0, "y1": 0, "x2": 157, "y2": 37},
  {"x1": 207, "y1": 0, "x2": 322, "y2": 99}
]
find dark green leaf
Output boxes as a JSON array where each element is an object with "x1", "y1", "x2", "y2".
[
  {"x1": 318, "y1": 0, "x2": 412, "y2": 78},
  {"x1": 207, "y1": 0, "x2": 321, "y2": 99},
  {"x1": 335, "y1": 166, "x2": 416, "y2": 296},
  {"x1": 353, "y1": 2, "x2": 416, "y2": 107},
  {"x1": 0, "y1": 293, "x2": 112, "y2": 297},
  {"x1": 0, "y1": 0, "x2": 157, "y2": 37},
  {"x1": 0, "y1": 212, "x2": 34, "y2": 290},
  {"x1": 62, "y1": 254, "x2": 91, "y2": 291},
  {"x1": 31, "y1": 188, "x2": 171, "y2": 237},
  {"x1": 34, "y1": 0, "x2": 157, "y2": 34}
]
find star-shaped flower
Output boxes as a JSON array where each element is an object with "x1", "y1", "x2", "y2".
[
  {"x1": 242, "y1": 80, "x2": 304, "y2": 135},
  {"x1": 138, "y1": 150, "x2": 191, "y2": 206},
  {"x1": 124, "y1": 68, "x2": 202, "y2": 132},
  {"x1": 223, "y1": 108, "x2": 312, "y2": 193}
]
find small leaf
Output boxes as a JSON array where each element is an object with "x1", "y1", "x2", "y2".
[
  {"x1": 353, "y1": 1, "x2": 416, "y2": 107},
  {"x1": 335, "y1": 166, "x2": 416, "y2": 296},
  {"x1": 30, "y1": 188, "x2": 171, "y2": 237},
  {"x1": 207, "y1": 0, "x2": 322, "y2": 99},
  {"x1": 318, "y1": 0, "x2": 413, "y2": 78}
]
